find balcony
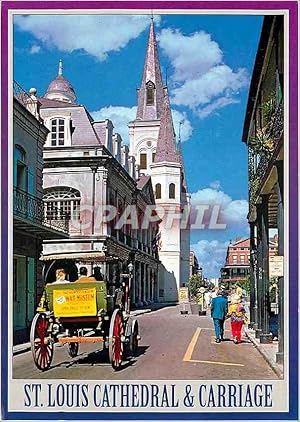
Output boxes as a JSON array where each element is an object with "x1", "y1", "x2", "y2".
[
  {"x1": 248, "y1": 101, "x2": 283, "y2": 212},
  {"x1": 14, "y1": 187, "x2": 69, "y2": 238}
]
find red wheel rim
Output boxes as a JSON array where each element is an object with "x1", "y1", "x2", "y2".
[
  {"x1": 112, "y1": 313, "x2": 123, "y2": 368},
  {"x1": 32, "y1": 314, "x2": 53, "y2": 370}
]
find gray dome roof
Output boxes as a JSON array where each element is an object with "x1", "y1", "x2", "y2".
[
  {"x1": 44, "y1": 61, "x2": 77, "y2": 103},
  {"x1": 46, "y1": 75, "x2": 76, "y2": 96}
]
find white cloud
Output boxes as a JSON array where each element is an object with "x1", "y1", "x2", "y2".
[
  {"x1": 14, "y1": 15, "x2": 160, "y2": 61},
  {"x1": 91, "y1": 105, "x2": 193, "y2": 144},
  {"x1": 29, "y1": 45, "x2": 41, "y2": 54},
  {"x1": 191, "y1": 239, "x2": 229, "y2": 278},
  {"x1": 158, "y1": 28, "x2": 248, "y2": 116},
  {"x1": 170, "y1": 109, "x2": 193, "y2": 142},
  {"x1": 209, "y1": 180, "x2": 221, "y2": 190},
  {"x1": 158, "y1": 28, "x2": 222, "y2": 81},
  {"x1": 197, "y1": 96, "x2": 240, "y2": 119},
  {"x1": 91, "y1": 106, "x2": 136, "y2": 143},
  {"x1": 191, "y1": 187, "x2": 248, "y2": 228}
]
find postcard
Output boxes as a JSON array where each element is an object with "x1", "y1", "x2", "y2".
[{"x1": 1, "y1": 0, "x2": 298, "y2": 420}]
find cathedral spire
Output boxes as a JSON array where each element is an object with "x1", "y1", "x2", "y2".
[
  {"x1": 155, "y1": 94, "x2": 180, "y2": 164},
  {"x1": 136, "y1": 21, "x2": 165, "y2": 120}
]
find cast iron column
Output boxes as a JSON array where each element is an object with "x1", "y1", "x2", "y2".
[
  {"x1": 260, "y1": 194, "x2": 273, "y2": 343},
  {"x1": 255, "y1": 202, "x2": 263, "y2": 338},
  {"x1": 276, "y1": 160, "x2": 284, "y2": 363},
  {"x1": 249, "y1": 222, "x2": 258, "y2": 329}
]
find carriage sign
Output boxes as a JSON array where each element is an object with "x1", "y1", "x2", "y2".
[{"x1": 53, "y1": 288, "x2": 97, "y2": 317}]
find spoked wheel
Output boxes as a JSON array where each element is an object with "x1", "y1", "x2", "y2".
[
  {"x1": 108, "y1": 309, "x2": 124, "y2": 370},
  {"x1": 68, "y1": 342, "x2": 79, "y2": 357},
  {"x1": 67, "y1": 330, "x2": 79, "y2": 358},
  {"x1": 129, "y1": 319, "x2": 139, "y2": 355},
  {"x1": 30, "y1": 313, "x2": 54, "y2": 371}
]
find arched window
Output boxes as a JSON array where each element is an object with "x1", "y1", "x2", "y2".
[
  {"x1": 14, "y1": 145, "x2": 27, "y2": 190},
  {"x1": 140, "y1": 152, "x2": 147, "y2": 170},
  {"x1": 44, "y1": 187, "x2": 81, "y2": 220},
  {"x1": 155, "y1": 183, "x2": 161, "y2": 199},
  {"x1": 50, "y1": 118, "x2": 65, "y2": 146},
  {"x1": 169, "y1": 183, "x2": 175, "y2": 199},
  {"x1": 146, "y1": 81, "x2": 155, "y2": 106}
]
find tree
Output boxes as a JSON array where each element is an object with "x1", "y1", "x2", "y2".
[
  {"x1": 234, "y1": 276, "x2": 250, "y2": 295},
  {"x1": 188, "y1": 274, "x2": 204, "y2": 301}
]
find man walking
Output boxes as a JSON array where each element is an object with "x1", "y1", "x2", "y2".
[{"x1": 211, "y1": 289, "x2": 228, "y2": 343}]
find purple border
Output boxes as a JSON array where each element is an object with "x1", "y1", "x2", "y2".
[{"x1": 1, "y1": 1, "x2": 298, "y2": 420}]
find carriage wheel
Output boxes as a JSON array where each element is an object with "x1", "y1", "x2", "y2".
[
  {"x1": 67, "y1": 330, "x2": 79, "y2": 357},
  {"x1": 108, "y1": 309, "x2": 124, "y2": 370},
  {"x1": 30, "y1": 313, "x2": 53, "y2": 371},
  {"x1": 130, "y1": 319, "x2": 139, "y2": 355},
  {"x1": 68, "y1": 342, "x2": 79, "y2": 358}
]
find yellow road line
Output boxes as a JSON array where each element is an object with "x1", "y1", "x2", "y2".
[
  {"x1": 183, "y1": 328, "x2": 245, "y2": 367},
  {"x1": 189, "y1": 359, "x2": 244, "y2": 367},
  {"x1": 183, "y1": 327, "x2": 201, "y2": 361}
]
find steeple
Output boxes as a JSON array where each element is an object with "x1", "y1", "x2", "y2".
[
  {"x1": 136, "y1": 21, "x2": 165, "y2": 120},
  {"x1": 155, "y1": 94, "x2": 180, "y2": 163}
]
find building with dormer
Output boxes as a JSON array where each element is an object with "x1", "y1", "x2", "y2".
[{"x1": 39, "y1": 61, "x2": 160, "y2": 307}]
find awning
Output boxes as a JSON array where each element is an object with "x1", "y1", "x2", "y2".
[{"x1": 40, "y1": 251, "x2": 119, "y2": 262}]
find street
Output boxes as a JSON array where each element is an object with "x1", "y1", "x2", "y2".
[{"x1": 13, "y1": 305, "x2": 277, "y2": 380}]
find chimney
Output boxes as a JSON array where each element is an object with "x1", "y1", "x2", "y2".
[
  {"x1": 135, "y1": 163, "x2": 140, "y2": 180},
  {"x1": 121, "y1": 145, "x2": 129, "y2": 172},
  {"x1": 112, "y1": 133, "x2": 122, "y2": 162},
  {"x1": 128, "y1": 155, "x2": 136, "y2": 179}
]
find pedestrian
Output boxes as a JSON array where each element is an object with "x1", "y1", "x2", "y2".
[
  {"x1": 52, "y1": 268, "x2": 68, "y2": 284},
  {"x1": 204, "y1": 290, "x2": 212, "y2": 309},
  {"x1": 227, "y1": 293, "x2": 247, "y2": 344},
  {"x1": 211, "y1": 289, "x2": 228, "y2": 343}
]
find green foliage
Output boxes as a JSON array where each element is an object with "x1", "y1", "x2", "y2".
[
  {"x1": 234, "y1": 275, "x2": 251, "y2": 295},
  {"x1": 188, "y1": 274, "x2": 204, "y2": 300}
]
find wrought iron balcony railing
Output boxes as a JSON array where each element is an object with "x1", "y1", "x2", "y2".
[
  {"x1": 13, "y1": 187, "x2": 69, "y2": 234},
  {"x1": 13, "y1": 81, "x2": 34, "y2": 108},
  {"x1": 248, "y1": 101, "x2": 283, "y2": 209}
]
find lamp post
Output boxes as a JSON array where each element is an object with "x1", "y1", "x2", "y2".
[{"x1": 125, "y1": 262, "x2": 134, "y2": 314}]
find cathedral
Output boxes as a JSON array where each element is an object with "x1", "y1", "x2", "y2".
[{"x1": 128, "y1": 21, "x2": 190, "y2": 301}]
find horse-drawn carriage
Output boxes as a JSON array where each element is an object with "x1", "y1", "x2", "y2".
[{"x1": 30, "y1": 251, "x2": 139, "y2": 371}]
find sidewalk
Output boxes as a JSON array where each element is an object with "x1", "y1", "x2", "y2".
[
  {"x1": 13, "y1": 302, "x2": 175, "y2": 355},
  {"x1": 244, "y1": 327, "x2": 283, "y2": 378}
]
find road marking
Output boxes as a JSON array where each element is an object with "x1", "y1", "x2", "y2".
[
  {"x1": 183, "y1": 327, "x2": 201, "y2": 361},
  {"x1": 183, "y1": 328, "x2": 245, "y2": 367},
  {"x1": 189, "y1": 359, "x2": 244, "y2": 367}
]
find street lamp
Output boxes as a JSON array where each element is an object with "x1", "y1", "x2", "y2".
[{"x1": 124, "y1": 262, "x2": 134, "y2": 314}]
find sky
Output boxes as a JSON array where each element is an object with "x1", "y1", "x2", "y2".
[{"x1": 13, "y1": 12, "x2": 264, "y2": 278}]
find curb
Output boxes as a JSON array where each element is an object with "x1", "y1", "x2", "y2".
[
  {"x1": 13, "y1": 343, "x2": 31, "y2": 356},
  {"x1": 244, "y1": 329, "x2": 283, "y2": 378}
]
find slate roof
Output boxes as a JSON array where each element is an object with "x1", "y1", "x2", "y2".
[
  {"x1": 39, "y1": 103, "x2": 105, "y2": 146},
  {"x1": 137, "y1": 174, "x2": 151, "y2": 189},
  {"x1": 136, "y1": 21, "x2": 165, "y2": 121},
  {"x1": 154, "y1": 94, "x2": 180, "y2": 164}
]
